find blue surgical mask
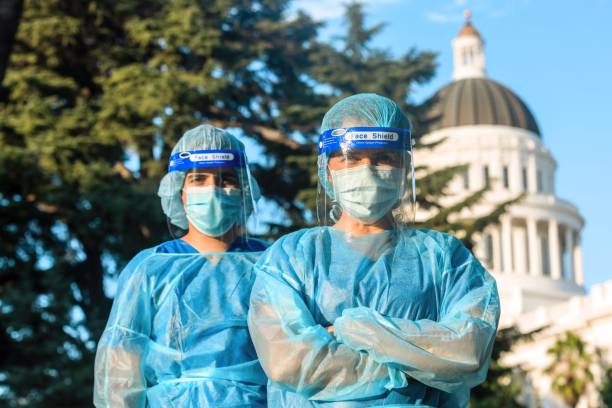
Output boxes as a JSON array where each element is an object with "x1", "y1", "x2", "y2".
[
  {"x1": 184, "y1": 186, "x2": 243, "y2": 237},
  {"x1": 331, "y1": 165, "x2": 403, "y2": 224}
]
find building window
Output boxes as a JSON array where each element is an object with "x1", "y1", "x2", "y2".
[
  {"x1": 463, "y1": 168, "x2": 470, "y2": 189},
  {"x1": 537, "y1": 169, "x2": 543, "y2": 193},
  {"x1": 522, "y1": 167, "x2": 528, "y2": 191},
  {"x1": 503, "y1": 166, "x2": 510, "y2": 189},
  {"x1": 463, "y1": 47, "x2": 475, "y2": 65},
  {"x1": 483, "y1": 165, "x2": 490, "y2": 188},
  {"x1": 549, "y1": 173, "x2": 555, "y2": 194},
  {"x1": 560, "y1": 227, "x2": 568, "y2": 280},
  {"x1": 484, "y1": 233, "x2": 494, "y2": 269}
]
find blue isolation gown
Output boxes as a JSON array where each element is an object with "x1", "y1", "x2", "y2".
[
  {"x1": 94, "y1": 238, "x2": 268, "y2": 407},
  {"x1": 247, "y1": 227, "x2": 500, "y2": 407}
]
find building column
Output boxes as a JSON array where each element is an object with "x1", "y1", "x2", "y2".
[
  {"x1": 574, "y1": 236, "x2": 585, "y2": 286},
  {"x1": 565, "y1": 227, "x2": 575, "y2": 281},
  {"x1": 501, "y1": 216, "x2": 513, "y2": 274},
  {"x1": 492, "y1": 226, "x2": 502, "y2": 274},
  {"x1": 548, "y1": 219, "x2": 562, "y2": 279},
  {"x1": 527, "y1": 218, "x2": 540, "y2": 276}
]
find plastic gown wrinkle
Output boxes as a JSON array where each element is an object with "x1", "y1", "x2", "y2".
[
  {"x1": 95, "y1": 254, "x2": 152, "y2": 408},
  {"x1": 248, "y1": 235, "x2": 407, "y2": 402},
  {"x1": 94, "y1": 246, "x2": 267, "y2": 408},
  {"x1": 333, "y1": 233, "x2": 500, "y2": 394},
  {"x1": 248, "y1": 227, "x2": 499, "y2": 407}
]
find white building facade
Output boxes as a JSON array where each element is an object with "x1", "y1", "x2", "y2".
[{"x1": 414, "y1": 16, "x2": 611, "y2": 407}]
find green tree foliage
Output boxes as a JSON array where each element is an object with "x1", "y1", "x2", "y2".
[
  {"x1": 546, "y1": 332, "x2": 595, "y2": 407},
  {"x1": 0, "y1": 0, "x2": 321, "y2": 405},
  {"x1": 0, "y1": 0, "x2": 516, "y2": 405},
  {"x1": 470, "y1": 327, "x2": 527, "y2": 408},
  {"x1": 600, "y1": 365, "x2": 612, "y2": 408},
  {"x1": 309, "y1": 2, "x2": 436, "y2": 128}
]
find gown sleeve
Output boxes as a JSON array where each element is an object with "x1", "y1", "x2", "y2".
[
  {"x1": 333, "y1": 235, "x2": 500, "y2": 393},
  {"x1": 247, "y1": 235, "x2": 407, "y2": 402},
  {"x1": 93, "y1": 250, "x2": 154, "y2": 408}
]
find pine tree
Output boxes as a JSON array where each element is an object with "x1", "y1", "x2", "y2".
[{"x1": 0, "y1": 0, "x2": 321, "y2": 405}]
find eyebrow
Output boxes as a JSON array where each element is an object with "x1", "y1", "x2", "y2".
[{"x1": 188, "y1": 171, "x2": 237, "y2": 177}]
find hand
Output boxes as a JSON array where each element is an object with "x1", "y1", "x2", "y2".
[{"x1": 326, "y1": 325, "x2": 334, "y2": 335}]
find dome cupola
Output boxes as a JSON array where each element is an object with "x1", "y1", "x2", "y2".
[
  {"x1": 452, "y1": 10, "x2": 486, "y2": 80},
  {"x1": 429, "y1": 11, "x2": 541, "y2": 136},
  {"x1": 429, "y1": 78, "x2": 541, "y2": 136}
]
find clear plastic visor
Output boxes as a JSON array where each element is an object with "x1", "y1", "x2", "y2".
[
  {"x1": 163, "y1": 149, "x2": 254, "y2": 241},
  {"x1": 316, "y1": 127, "x2": 415, "y2": 232}
]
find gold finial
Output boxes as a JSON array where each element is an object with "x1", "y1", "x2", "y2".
[{"x1": 464, "y1": 9, "x2": 472, "y2": 21}]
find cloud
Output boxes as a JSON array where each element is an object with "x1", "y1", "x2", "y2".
[
  {"x1": 292, "y1": 0, "x2": 402, "y2": 21},
  {"x1": 292, "y1": 0, "x2": 345, "y2": 20},
  {"x1": 426, "y1": 11, "x2": 463, "y2": 23}
]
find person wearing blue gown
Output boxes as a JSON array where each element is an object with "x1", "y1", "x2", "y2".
[
  {"x1": 247, "y1": 94, "x2": 500, "y2": 407},
  {"x1": 94, "y1": 124, "x2": 268, "y2": 407}
]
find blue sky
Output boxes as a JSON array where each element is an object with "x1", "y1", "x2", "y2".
[{"x1": 293, "y1": 0, "x2": 612, "y2": 289}]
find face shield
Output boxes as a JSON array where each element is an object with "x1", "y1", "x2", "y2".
[
  {"x1": 317, "y1": 126, "x2": 415, "y2": 228},
  {"x1": 158, "y1": 125, "x2": 259, "y2": 241}
]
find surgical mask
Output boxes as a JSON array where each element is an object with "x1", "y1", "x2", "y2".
[
  {"x1": 184, "y1": 186, "x2": 243, "y2": 237},
  {"x1": 331, "y1": 165, "x2": 403, "y2": 224}
]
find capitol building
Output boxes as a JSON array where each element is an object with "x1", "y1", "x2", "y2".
[{"x1": 414, "y1": 16, "x2": 612, "y2": 408}]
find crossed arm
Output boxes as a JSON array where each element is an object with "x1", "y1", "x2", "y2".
[{"x1": 248, "y1": 236, "x2": 500, "y2": 399}]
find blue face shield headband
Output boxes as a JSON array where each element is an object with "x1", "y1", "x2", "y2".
[
  {"x1": 166, "y1": 149, "x2": 257, "y2": 236},
  {"x1": 318, "y1": 127, "x2": 416, "y2": 214},
  {"x1": 168, "y1": 149, "x2": 245, "y2": 172},
  {"x1": 318, "y1": 127, "x2": 411, "y2": 155}
]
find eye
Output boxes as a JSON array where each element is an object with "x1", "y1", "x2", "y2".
[
  {"x1": 345, "y1": 153, "x2": 361, "y2": 162},
  {"x1": 187, "y1": 174, "x2": 209, "y2": 185},
  {"x1": 376, "y1": 153, "x2": 400, "y2": 166},
  {"x1": 222, "y1": 176, "x2": 239, "y2": 187}
]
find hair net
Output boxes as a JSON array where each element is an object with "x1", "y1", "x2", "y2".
[
  {"x1": 158, "y1": 124, "x2": 260, "y2": 229},
  {"x1": 320, "y1": 93, "x2": 412, "y2": 132}
]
